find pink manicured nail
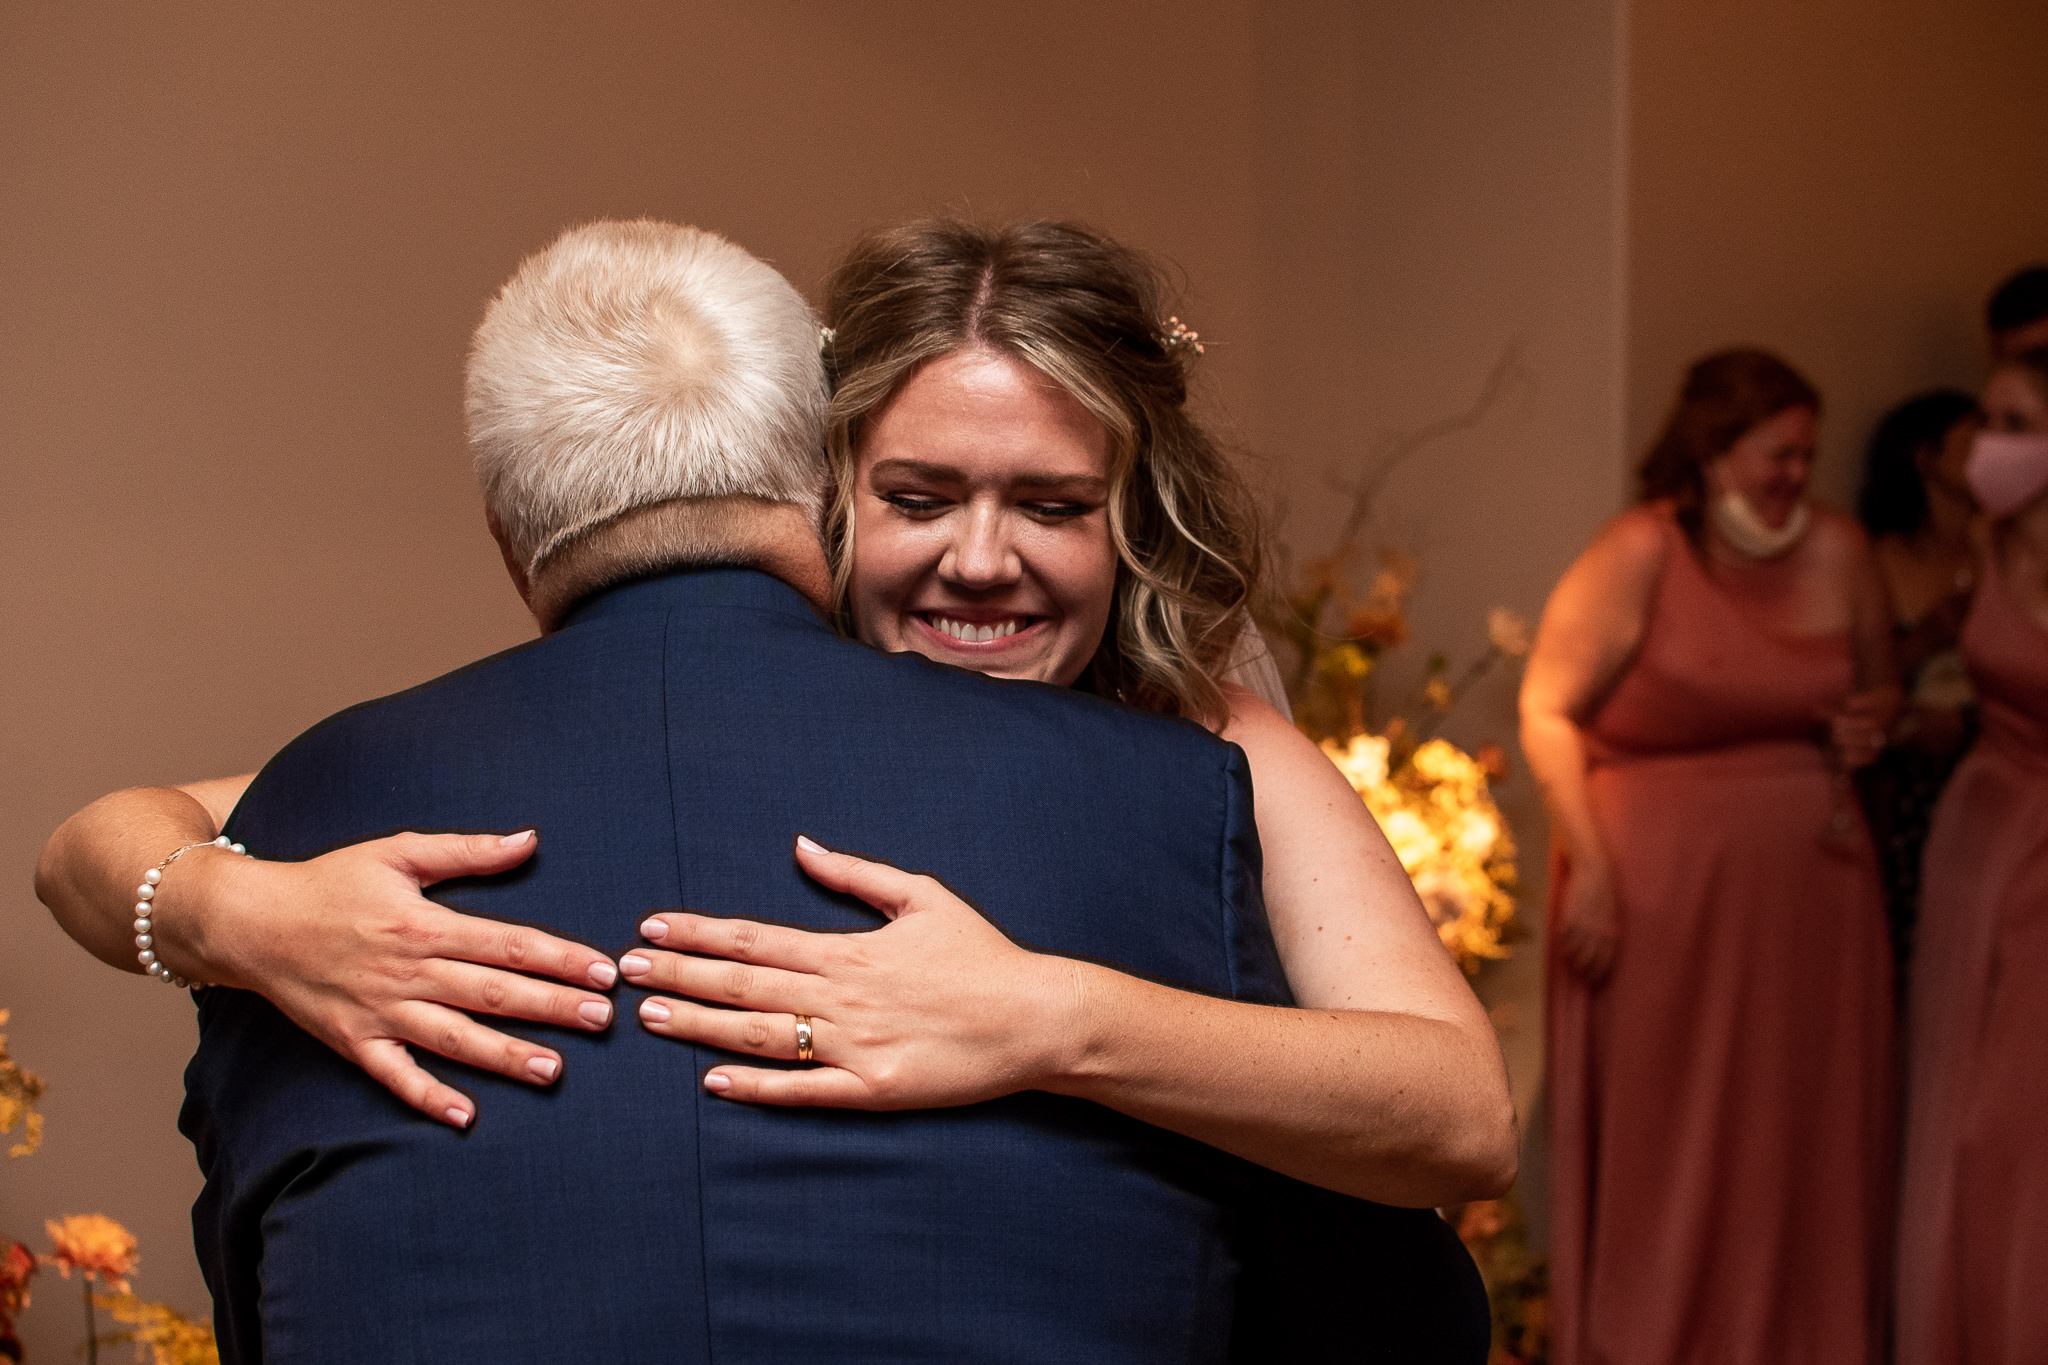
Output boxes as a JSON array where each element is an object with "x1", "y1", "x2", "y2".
[
  {"x1": 640, "y1": 918, "x2": 668, "y2": 941},
  {"x1": 527, "y1": 1056, "x2": 559, "y2": 1083},
  {"x1": 703, "y1": 1072, "x2": 732, "y2": 1093},
  {"x1": 587, "y1": 960, "x2": 618, "y2": 988},
  {"x1": 500, "y1": 829, "x2": 533, "y2": 847},
  {"x1": 620, "y1": 954, "x2": 651, "y2": 977},
  {"x1": 446, "y1": 1107, "x2": 472, "y2": 1128},
  {"x1": 640, "y1": 998, "x2": 672, "y2": 1023},
  {"x1": 578, "y1": 999, "x2": 612, "y2": 1027},
  {"x1": 796, "y1": 835, "x2": 827, "y2": 855}
]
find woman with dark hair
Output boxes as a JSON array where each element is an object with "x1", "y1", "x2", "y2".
[
  {"x1": 1854, "y1": 389, "x2": 1981, "y2": 973},
  {"x1": 1521, "y1": 349, "x2": 1898, "y2": 1363},
  {"x1": 1896, "y1": 349, "x2": 2048, "y2": 1365}
]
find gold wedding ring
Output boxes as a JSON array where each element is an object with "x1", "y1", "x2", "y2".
[{"x1": 794, "y1": 1014, "x2": 814, "y2": 1062}]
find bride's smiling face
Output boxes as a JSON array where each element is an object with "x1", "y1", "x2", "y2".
[{"x1": 848, "y1": 347, "x2": 1118, "y2": 686}]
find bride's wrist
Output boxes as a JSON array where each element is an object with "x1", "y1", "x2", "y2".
[
  {"x1": 1029, "y1": 954, "x2": 1110, "y2": 1098},
  {"x1": 148, "y1": 845, "x2": 263, "y2": 990}
]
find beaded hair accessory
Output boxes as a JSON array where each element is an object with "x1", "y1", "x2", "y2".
[
  {"x1": 1160, "y1": 316, "x2": 1204, "y2": 357},
  {"x1": 818, "y1": 326, "x2": 837, "y2": 351}
]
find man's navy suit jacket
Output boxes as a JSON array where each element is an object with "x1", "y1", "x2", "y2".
[{"x1": 182, "y1": 567, "x2": 1485, "y2": 1363}]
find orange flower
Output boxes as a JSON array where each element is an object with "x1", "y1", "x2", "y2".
[
  {"x1": 1345, "y1": 605, "x2": 1408, "y2": 649},
  {"x1": 43, "y1": 1215, "x2": 137, "y2": 1293}
]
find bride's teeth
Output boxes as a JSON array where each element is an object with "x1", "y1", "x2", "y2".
[{"x1": 931, "y1": 616, "x2": 1022, "y2": 642}]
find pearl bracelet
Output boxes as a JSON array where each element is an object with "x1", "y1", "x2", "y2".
[{"x1": 135, "y1": 835, "x2": 247, "y2": 989}]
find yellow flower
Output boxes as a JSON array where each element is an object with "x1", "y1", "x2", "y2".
[
  {"x1": 43, "y1": 1215, "x2": 137, "y2": 1293},
  {"x1": 94, "y1": 1291, "x2": 220, "y2": 1365},
  {"x1": 0, "y1": 1009, "x2": 48, "y2": 1159},
  {"x1": 1320, "y1": 731, "x2": 1520, "y2": 974},
  {"x1": 1319, "y1": 733, "x2": 1390, "y2": 791}
]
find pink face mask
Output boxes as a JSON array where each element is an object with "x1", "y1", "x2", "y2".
[{"x1": 1967, "y1": 430, "x2": 2048, "y2": 519}]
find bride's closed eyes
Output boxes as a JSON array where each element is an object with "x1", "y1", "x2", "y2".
[
  {"x1": 868, "y1": 459, "x2": 1106, "y2": 524},
  {"x1": 876, "y1": 490, "x2": 1100, "y2": 522}
]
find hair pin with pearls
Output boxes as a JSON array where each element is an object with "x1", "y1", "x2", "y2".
[{"x1": 1160, "y1": 316, "x2": 1204, "y2": 356}]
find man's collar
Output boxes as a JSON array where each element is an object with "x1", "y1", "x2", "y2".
[
  {"x1": 560, "y1": 565, "x2": 826, "y2": 631},
  {"x1": 524, "y1": 497, "x2": 830, "y2": 631}
]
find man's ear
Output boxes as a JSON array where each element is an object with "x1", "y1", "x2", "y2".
[{"x1": 485, "y1": 507, "x2": 536, "y2": 613}]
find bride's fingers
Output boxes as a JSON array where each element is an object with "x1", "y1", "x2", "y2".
[
  {"x1": 702, "y1": 1064, "x2": 875, "y2": 1109},
  {"x1": 617, "y1": 946, "x2": 815, "y2": 1013},
  {"x1": 351, "y1": 1036, "x2": 478, "y2": 1130},
  {"x1": 638, "y1": 912, "x2": 828, "y2": 974},
  {"x1": 440, "y1": 907, "x2": 620, "y2": 989},
  {"x1": 636, "y1": 996, "x2": 810, "y2": 1060},
  {"x1": 385, "y1": 999, "x2": 568, "y2": 1091},
  {"x1": 422, "y1": 958, "x2": 614, "y2": 1031},
  {"x1": 791, "y1": 836, "x2": 925, "y2": 921},
  {"x1": 379, "y1": 828, "x2": 541, "y2": 888}
]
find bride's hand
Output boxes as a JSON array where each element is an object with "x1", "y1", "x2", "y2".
[
  {"x1": 622, "y1": 836, "x2": 1077, "y2": 1108},
  {"x1": 175, "y1": 831, "x2": 620, "y2": 1128}
]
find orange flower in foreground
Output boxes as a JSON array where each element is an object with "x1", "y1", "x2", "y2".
[{"x1": 43, "y1": 1215, "x2": 137, "y2": 1293}]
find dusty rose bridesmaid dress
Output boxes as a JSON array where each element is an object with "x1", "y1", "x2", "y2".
[
  {"x1": 1897, "y1": 563, "x2": 2048, "y2": 1365},
  {"x1": 1547, "y1": 508, "x2": 1896, "y2": 1365}
]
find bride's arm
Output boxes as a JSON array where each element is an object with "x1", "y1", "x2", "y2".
[
  {"x1": 38, "y1": 780, "x2": 245, "y2": 973},
  {"x1": 36, "y1": 782, "x2": 622, "y2": 1127},
  {"x1": 625, "y1": 698, "x2": 1518, "y2": 1207}
]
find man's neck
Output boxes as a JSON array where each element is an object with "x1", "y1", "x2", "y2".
[{"x1": 525, "y1": 497, "x2": 831, "y2": 632}]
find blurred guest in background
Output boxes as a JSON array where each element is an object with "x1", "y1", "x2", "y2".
[
  {"x1": 1987, "y1": 265, "x2": 2048, "y2": 361},
  {"x1": 1855, "y1": 389, "x2": 1982, "y2": 976},
  {"x1": 1523, "y1": 349, "x2": 1898, "y2": 1365},
  {"x1": 1897, "y1": 348, "x2": 2048, "y2": 1365}
]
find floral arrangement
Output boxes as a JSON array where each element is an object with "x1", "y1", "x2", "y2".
[
  {"x1": 1, "y1": 1011, "x2": 217, "y2": 1365},
  {"x1": 1266, "y1": 541, "x2": 1530, "y2": 974},
  {"x1": 1320, "y1": 731, "x2": 1520, "y2": 974},
  {"x1": 1260, "y1": 347, "x2": 1533, "y2": 974}
]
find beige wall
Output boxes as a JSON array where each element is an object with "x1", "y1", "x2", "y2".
[{"x1": 1629, "y1": 0, "x2": 2048, "y2": 503}]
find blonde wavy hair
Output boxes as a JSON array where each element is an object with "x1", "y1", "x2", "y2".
[{"x1": 820, "y1": 219, "x2": 1266, "y2": 726}]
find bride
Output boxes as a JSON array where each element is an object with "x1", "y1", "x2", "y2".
[{"x1": 37, "y1": 219, "x2": 1513, "y2": 1209}]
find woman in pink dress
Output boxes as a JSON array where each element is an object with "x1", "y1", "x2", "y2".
[
  {"x1": 1522, "y1": 350, "x2": 1899, "y2": 1364},
  {"x1": 1897, "y1": 349, "x2": 2048, "y2": 1365}
]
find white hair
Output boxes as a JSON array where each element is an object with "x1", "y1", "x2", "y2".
[{"x1": 466, "y1": 219, "x2": 827, "y2": 574}]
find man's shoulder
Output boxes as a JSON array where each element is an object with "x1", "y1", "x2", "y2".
[
  {"x1": 852, "y1": 646, "x2": 1233, "y2": 746},
  {"x1": 251, "y1": 628, "x2": 588, "y2": 770}
]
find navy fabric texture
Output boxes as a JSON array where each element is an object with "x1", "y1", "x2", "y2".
[{"x1": 181, "y1": 567, "x2": 1485, "y2": 1363}]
